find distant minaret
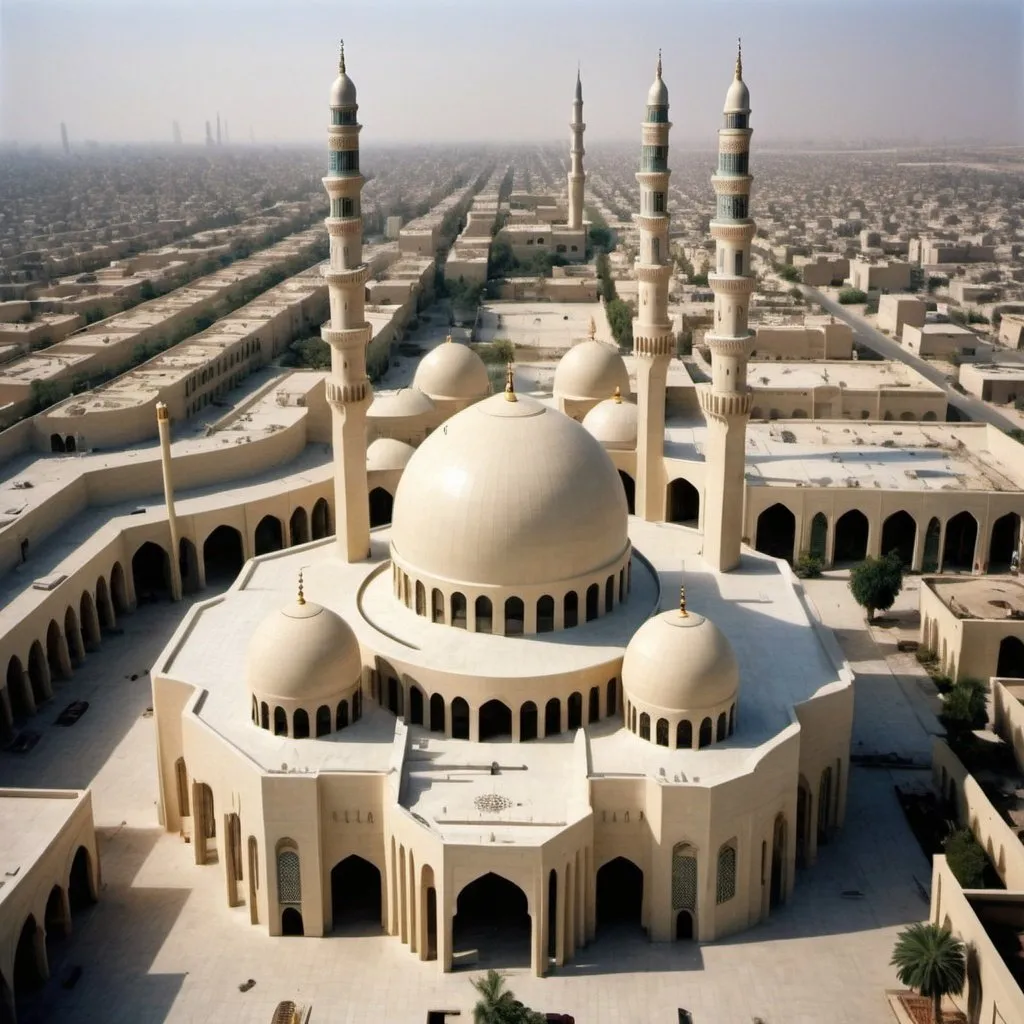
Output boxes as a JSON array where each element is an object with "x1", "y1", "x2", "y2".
[
  {"x1": 699, "y1": 41, "x2": 755, "y2": 572},
  {"x1": 172, "y1": 121, "x2": 182, "y2": 145},
  {"x1": 60, "y1": 123, "x2": 69, "y2": 155},
  {"x1": 205, "y1": 121, "x2": 213, "y2": 147},
  {"x1": 632, "y1": 52, "x2": 674, "y2": 522},
  {"x1": 224, "y1": 120, "x2": 230, "y2": 145},
  {"x1": 216, "y1": 113, "x2": 222, "y2": 146},
  {"x1": 567, "y1": 67, "x2": 585, "y2": 230},
  {"x1": 323, "y1": 40, "x2": 372, "y2": 562}
]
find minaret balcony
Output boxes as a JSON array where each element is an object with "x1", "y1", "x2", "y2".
[
  {"x1": 326, "y1": 379, "x2": 370, "y2": 408},
  {"x1": 632, "y1": 329, "x2": 675, "y2": 359},
  {"x1": 711, "y1": 174, "x2": 752, "y2": 195},
  {"x1": 322, "y1": 264, "x2": 370, "y2": 286},
  {"x1": 570, "y1": 120, "x2": 586, "y2": 131},
  {"x1": 640, "y1": 121, "x2": 672, "y2": 141},
  {"x1": 698, "y1": 385, "x2": 752, "y2": 421},
  {"x1": 634, "y1": 263, "x2": 673, "y2": 284},
  {"x1": 708, "y1": 273, "x2": 755, "y2": 296},
  {"x1": 710, "y1": 221, "x2": 757, "y2": 243},
  {"x1": 326, "y1": 218, "x2": 364, "y2": 239},
  {"x1": 635, "y1": 214, "x2": 669, "y2": 233},
  {"x1": 322, "y1": 323, "x2": 372, "y2": 349},
  {"x1": 635, "y1": 170, "x2": 671, "y2": 188},
  {"x1": 323, "y1": 175, "x2": 364, "y2": 198},
  {"x1": 704, "y1": 333, "x2": 755, "y2": 358}
]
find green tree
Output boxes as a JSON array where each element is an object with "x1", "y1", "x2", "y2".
[
  {"x1": 942, "y1": 827, "x2": 989, "y2": 888},
  {"x1": 139, "y1": 279, "x2": 157, "y2": 301},
  {"x1": 889, "y1": 922, "x2": 966, "y2": 1024},
  {"x1": 588, "y1": 224, "x2": 613, "y2": 251},
  {"x1": 778, "y1": 264, "x2": 800, "y2": 283},
  {"x1": 838, "y1": 287, "x2": 868, "y2": 304},
  {"x1": 471, "y1": 970, "x2": 544, "y2": 1024},
  {"x1": 849, "y1": 551, "x2": 904, "y2": 622},
  {"x1": 606, "y1": 297, "x2": 634, "y2": 351},
  {"x1": 941, "y1": 678, "x2": 988, "y2": 735}
]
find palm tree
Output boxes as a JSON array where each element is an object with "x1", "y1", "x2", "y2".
[
  {"x1": 471, "y1": 970, "x2": 515, "y2": 1024},
  {"x1": 890, "y1": 922, "x2": 967, "y2": 1023}
]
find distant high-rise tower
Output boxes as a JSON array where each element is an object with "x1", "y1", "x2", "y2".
[
  {"x1": 172, "y1": 120, "x2": 182, "y2": 145},
  {"x1": 205, "y1": 121, "x2": 213, "y2": 147},
  {"x1": 224, "y1": 120, "x2": 229, "y2": 145},
  {"x1": 60, "y1": 122, "x2": 69, "y2": 155},
  {"x1": 631, "y1": 53, "x2": 674, "y2": 521},
  {"x1": 699, "y1": 42, "x2": 755, "y2": 572},
  {"x1": 567, "y1": 68, "x2": 585, "y2": 230},
  {"x1": 322, "y1": 40, "x2": 372, "y2": 562},
  {"x1": 216, "y1": 113, "x2": 222, "y2": 146}
]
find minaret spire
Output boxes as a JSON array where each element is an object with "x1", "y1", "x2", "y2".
[
  {"x1": 735, "y1": 37, "x2": 742, "y2": 79},
  {"x1": 567, "y1": 66, "x2": 586, "y2": 231},
  {"x1": 632, "y1": 54, "x2": 674, "y2": 521},
  {"x1": 323, "y1": 42, "x2": 372, "y2": 562},
  {"x1": 698, "y1": 46, "x2": 756, "y2": 572}
]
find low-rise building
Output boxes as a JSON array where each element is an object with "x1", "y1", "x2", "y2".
[
  {"x1": 848, "y1": 258, "x2": 911, "y2": 293},
  {"x1": 876, "y1": 294, "x2": 926, "y2": 337},
  {"x1": 998, "y1": 313, "x2": 1024, "y2": 350},
  {"x1": 902, "y1": 322, "x2": 989, "y2": 359},
  {"x1": 748, "y1": 321, "x2": 854, "y2": 360},
  {"x1": 796, "y1": 255, "x2": 849, "y2": 287},
  {"x1": 958, "y1": 362, "x2": 1024, "y2": 405}
]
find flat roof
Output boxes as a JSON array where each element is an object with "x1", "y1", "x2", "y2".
[
  {"x1": 747, "y1": 360, "x2": 943, "y2": 392},
  {"x1": 963, "y1": 363, "x2": 1024, "y2": 381},
  {"x1": 926, "y1": 577, "x2": 1024, "y2": 619},
  {"x1": 474, "y1": 302, "x2": 614, "y2": 352}
]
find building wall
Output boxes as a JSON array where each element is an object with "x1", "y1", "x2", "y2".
[
  {"x1": 876, "y1": 295, "x2": 926, "y2": 337},
  {"x1": 992, "y1": 678, "x2": 1024, "y2": 774},
  {"x1": 749, "y1": 324, "x2": 854, "y2": 361},
  {"x1": 958, "y1": 364, "x2": 1024, "y2": 404},
  {"x1": 902, "y1": 324, "x2": 986, "y2": 359},
  {"x1": 849, "y1": 260, "x2": 911, "y2": 293}
]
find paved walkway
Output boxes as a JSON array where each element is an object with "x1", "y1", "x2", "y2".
[{"x1": 2, "y1": 582, "x2": 936, "y2": 1024}]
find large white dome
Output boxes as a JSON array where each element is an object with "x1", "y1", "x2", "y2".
[
  {"x1": 554, "y1": 341, "x2": 630, "y2": 402},
  {"x1": 412, "y1": 341, "x2": 490, "y2": 401},
  {"x1": 583, "y1": 392, "x2": 638, "y2": 450},
  {"x1": 390, "y1": 392, "x2": 629, "y2": 588}
]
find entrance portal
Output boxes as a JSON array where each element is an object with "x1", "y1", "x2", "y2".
[
  {"x1": 331, "y1": 855, "x2": 382, "y2": 934},
  {"x1": 452, "y1": 873, "x2": 531, "y2": 969},
  {"x1": 478, "y1": 699, "x2": 512, "y2": 741},
  {"x1": 596, "y1": 857, "x2": 643, "y2": 931},
  {"x1": 755, "y1": 504, "x2": 796, "y2": 563}
]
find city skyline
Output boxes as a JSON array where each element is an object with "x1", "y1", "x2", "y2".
[{"x1": 1, "y1": 0, "x2": 1021, "y2": 146}]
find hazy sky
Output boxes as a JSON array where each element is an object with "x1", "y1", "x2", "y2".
[{"x1": 1, "y1": 0, "x2": 1021, "y2": 146}]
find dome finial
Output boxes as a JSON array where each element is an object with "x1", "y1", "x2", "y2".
[
  {"x1": 504, "y1": 362, "x2": 517, "y2": 402},
  {"x1": 613, "y1": 385, "x2": 622, "y2": 404},
  {"x1": 679, "y1": 582, "x2": 688, "y2": 617},
  {"x1": 656, "y1": 49, "x2": 663, "y2": 79},
  {"x1": 735, "y1": 37, "x2": 742, "y2": 80},
  {"x1": 297, "y1": 569, "x2": 306, "y2": 606},
  {"x1": 587, "y1": 315, "x2": 596, "y2": 339},
  {"x1": 445, "y1": 333, "x2": 453, "y2": 344},
  {"x1": 339, "y1": 39, "x2": 346, "y2": 75}
]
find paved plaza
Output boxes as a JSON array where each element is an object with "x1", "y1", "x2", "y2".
[{"x1": 1, "y1": 571, "x2": 937, "y2": 1024}]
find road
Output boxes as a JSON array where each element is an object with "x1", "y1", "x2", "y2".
[{"x1": 802, "y1": 285, "x2": 1019, "y2": 432}]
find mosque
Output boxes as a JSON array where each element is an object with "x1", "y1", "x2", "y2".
[{"x1": 150, "y1": 42, "x2": 854, "y2": 976}]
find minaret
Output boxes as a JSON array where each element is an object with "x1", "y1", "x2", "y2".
[
  {"x1": 699, "y1": 41, "x2": 755, "y2": 572},
  {"x1": 322, "y1": 40, "x2": 372, "y2": 562},
  {"x1": 567, "y1": 68, "x2": 585, "y2": 230},
  {"x1": 632, "y1": 52, "x2": 674, "y2": 521}
]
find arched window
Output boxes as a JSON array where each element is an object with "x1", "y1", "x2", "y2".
[
  {"x1": 505, "y1": 597, "x2": 524, "y2": 636},
  {"x1": 415, "y1": 581, "x2": 426, "y2": 616},
  {"x1": 260, "y1": 702, "x2": 269, "y2": 730},
  {"x1": 175, "y1": 757, "x2": 189, "y2": 816},
  {"x1": 607, "y1": 678, "x2": 617, "y2": 716},
  {"x1": 567, "y1": 692, "x2": 583, "y2": 730},
  {"x1": 605, "y1": 575, "x2": 615, "y2": 614},
  {"x1": 277, "y1": 846, "x2": 301, "y2": 905},
  {"x1": 274, "y1": 707, "x2": 288, "y2": 736},
  {"x1": 537, "y1": 595, "x2": 555, "y2": 633},
  {"x1": 699, "y1": 717, "x2": 712, "y2": 748},
  {"x1": 563, "y1": 591, "x2": 579, "y2": 628},
  {"x1": 316, "y1": 705, "x2": 331, "y2": 737},
  {"x1": 639, "y1": 712, "x2": 650, "y2": 740},
  {"x1": 475, "y1": 596, "x2": 493, "y2": 633},
  {"x1": 716, "y1": 843, "x2": 737, "y2": 904},
  {"x1": 586, "y1": 583, "x2": 599, "y2": 621},
  {"x1": 716, "y1": 712, "x2": 727, "y2": 742},
  {"x1": 656, "y1": 718, "x2": 669, "y2": 746},
  {"x1": 672, "y1": 843, "x2": 698, "y2": 911},
  {"x1": 451, "y1": 592, "x2": 467, "y2": 629},
  {"x1": 293, "y1": 708, "x2": 309, "y2": 739},
  {"x1": 431, "y1": 588, "x2": 444, "y2": 624},
  {"x1": 677, "y1": 720, "x2": 692, "y2": 749},
  {"x1": 588, "y1": 686, "x2": 600, "y2": 723},
  {"x1": 336, "y1": 700, "x2": 349, "y2": 729}
]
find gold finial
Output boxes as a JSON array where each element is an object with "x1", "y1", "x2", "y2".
[
  {"x1": 587, "y1": 315, "x2": 596, "y2": 339},
  {"x1": 735, "y1": 37, "x2": 742, "y2": 80},
  {"x1": 445, "y1": 333, "x2": 453, "y2": 344},
  {"x1": 297, "y1": 570, "x2": 306, "y2": 606},
  {"x1": 613, "y1": 385, "x2": 622, "y2": 404},
  {"x1": 656, "y1": 49, "x2": 663, "y2": 79},
  {"x1": 504, "y1": 362, "x2": 517, "y2": 402},
  {"x1": 679, "y1": 582, "x2": 688, "y2": 617},
  {"x1": 339, "y1": 39, "x2": 346, "y2": 75}
]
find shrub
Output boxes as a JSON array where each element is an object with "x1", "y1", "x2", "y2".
[
  {"x1": 941, "y1": 677, "x2": 988, "y2": 733},
  {"x1": 838, "y1": 287, "x2": 868, "y2": 304},
  {"x1": 794, "y1": 553, "x2": 823, "y2": 579},
  {"x1": 778, "y1": 264, "x2": 800, "y2": 283},
  {"x1": 942, "y1": 827, "x2": 989, "y2": 888}
]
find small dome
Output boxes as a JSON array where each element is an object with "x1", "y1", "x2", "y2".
[
  {"x1": 390, "y1": 391, "x2": 628, "y2": 589},
  {"x1": 367, "y1": 437, "x2": 416, "y2": 472},
  {"x1": 331, "y1": 73, "x2": 357, "y2": 108},
  {"x1": 647, "y1": 61, "x2": 669, "y2": 108},
  {"x1": 582, "y1": 393, "x2": 638, "y2": 450},
  {"x1": 368, "y1": 388, "x2": 435, "y2": 420},
  {"x1": 724, "y1": 77, "x2": 750, "y2": 114},
  {"x1": 412, "y1": 341, "x2": 490, "y2": 401},
  {"x1": 622, "y1": 610, "x2": 739, "y2": 713},
  {"x1": 554, "y1": 341, "x2": 630, "y2": 401},
  {"x1": 248, "y1": 597, "x2": 361, "y2": 704}
]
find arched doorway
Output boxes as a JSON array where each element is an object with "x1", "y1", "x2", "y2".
[
  {"x1": 676, "y1": 910, "x2": 694, "y2": 939},
  {"x1": 6, "y1": 656, "x2": 31, "y2": 720},
  {"x1": 63, "y1": 606, "x2": 84, "y2": 667},
  {"x1": 943, "y1": 512, "x2": 978, "y2": 572},
  {"x1": 430, "y1": 693, "x2": 445, "y2": 733},
  {"x1": 596, "y1": 857, "x2": 643, "y2": 931},
  {"x1": 409, "y1": 685, "x2": 424, "y2": 726},
  {"x1": 755, "y1": 503, "x2": 796, "y2": 563},
  {"x1": 997, "y1": 636, "x2": 1024, "y2": 679},
  {"x1": 27, "y1": 641, "x2": 49, "y2": 705},
  {"x1": 618, "y1": 470, "x2": 636, "y2": 515},
  {"x1": 453, "y1": 873, "x2": 531, "y2": 969},
  {"x1": 478, "y1": 699, "x2": 512, "y2": 741},
  {"x1": 795, "y1": 780, "x2": 812, "y2": 869},
  {"x1": 311, "y1": 498, "x2": 332, "y2": 540},
  {"x1": 254, "y1": 515, "x2": 284, "y2": 556},
  {"x1": 330, "y1": 855, "x2": 382, "y2": 934},
  {"x1": 808, "y1": 512, "x2": 828, "y2": 561},
  {"x1": 881, "y1": 510, "x2": 916, "y2": 567},
  {"x1": 520, "y1": 701, "x2": 538, "y2": 741},
  {"x1": 770, "y1": 814, "x2": 788, "y2": 910},
  {"x1": 79, "y1": 591, "x2": 100, "y2": 651},
  {"x1": 45, "y1": 619, "x2": 71, "y2": 681},
  {"x1": 44, "y1": 885, "x2": 69, "y2": 945},
  {"x1": 178, "y1": 538, "x2": 200, "y2": 594},
  {"x1": 132, "y1": 542, "x2": 172, "y2": 602},
  {"x1": 451, "y1": 697, "x2": 469, "y2": 740},
  {"x1": 567, "y1": 691, "x2": 582, "y2": 730},
  {"x1": 203, "y1": 525, "x2": 244, "y2": 584},
  {"x1": 289, "y1": 507, "x2": 310, "y2": 546},
  {"x1": 50, "y1": 434, "x2": 65, "y2": 453},
  {"x1": 545, "y1": 698, "x2": 561, "y2": 736},
  {"x1": 989, "y1": 512, "x2": 1021, "y2": 573},
  {"x1": 922, "y1": 517, "x2": 941, "y2": 572},
  {"x1": 368, "y1": 487, "x2": 394, "y2": 527},
  {"x1": 281, "y1": 907, "x2": 304, "y2": 936},
  {"x1": 833, "y1": 509, "x2": 869, "y2": 565},
  {"x1": 667, "y1": 478, "x2": 700, "y2": 526},
  {"x1": 108, "y1": 562, "x2": 128, "y2": 615},
  {"x1": 13, "y1": 916, "x2": 43, "y2": 1000}
]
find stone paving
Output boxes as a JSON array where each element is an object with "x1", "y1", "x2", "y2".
[{"x1": 1, "y1": 570, "x2": 942, "y2": 1024}]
